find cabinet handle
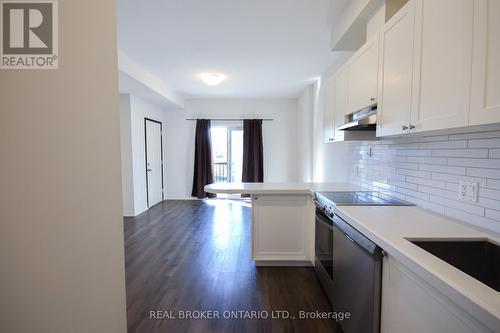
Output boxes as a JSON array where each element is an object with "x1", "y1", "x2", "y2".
[
  {"x1": 402, "y1": 125, "x2": 409, "y2": 131},
  {"x1": 345, "y1": 233, "x2": 355, "y2": 243},
  {"x1": 409, "y1": 124, "x2": 416, "y2": 130}
]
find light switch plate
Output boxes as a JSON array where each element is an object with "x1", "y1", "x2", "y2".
[{"x1": 458, "y1": 181, "x2": 479, "y2": 202}]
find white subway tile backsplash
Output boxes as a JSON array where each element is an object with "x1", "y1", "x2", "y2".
[
  {"x1": 387, "y1": 179, "x2": 418, "y2": 191},
  {"x1": 387, "y1": 173, "x2": 406, "y2": 181},
  {"x1": 487, "y1": 179, "x2": 500, "y2": 190},
  {"x1": 379, "y1": 189, "x2": 407, "y2": 200},
  {"x1": 419, "y1": 164, "x2": 466, "y2": 175},
  {"x1": 423, "y1": 140, "x2": 468, "y2": 149},
  {"x1": 466, "y1": 167, "x2": 500, "y2": 180},
  {"x1": 468, "y1": 138, "x2": 500, "y2": 148},
  {"x1": 485, "y1": 209, "x2": 500, "y2": 222},
  {"x1": 444, "y1": 208, "x2": 500, "y2": 234},
  {"x1": 388, "y1": 161, "x2": 419, "y2": 170},
  {"x1": 407, "y1": 156, "x2": 448, "y2": 165},
  {"x1": 417, "y1": 185, "x2": 456, "y2": 199},
  {"x1": 397, "y1": 169, "x2": 432, "y2": 178},
  {"x1": 431, "y1": 149, "x2": 488, "y2": 158},
  {"x1": 431, "y1": 195, "x2": 485, "y2": 216},
  {"x1": 448, "y1": 158, "x2": 500, "y2": 169},
  {"x1": 449, "y1": 130, "x2": 500, "y2": 141},
  {"x1": 404, "y1": 196, "x2": 445, "y2": 215},
  {"x1": 406, "y1": 176, "x2": 446, "y2": 189},
  {"x1": 431, "y1": 172, "x2": 487, "y2": 186},
  {"x1": 391, "y1": 140, "x2": 467, "y2": 150},
  {"x1": 489, "y1": 149, "x2": 500, "y2": 158},
  {"x1": 395, "y1": 149, "x2": 432, "y2": 157},
  {"x1": 406, "y1": 135, "x2": 449, "y2": 143},
  {"x1": 350, "y1": 129, "x2": 500, "y2": 233},
  {"x1": 479, "y1": 188, "x2": 500, "y2": 201},
  {"x1": 397, "y1": 187, "x2": 430, "y2": 201},
  {"x1": 477, "y1": 197, "x2": 500, "y2": 211}
]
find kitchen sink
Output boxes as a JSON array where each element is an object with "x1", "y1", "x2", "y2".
[{"x1": 410, "y1": 239, "x2": 500, "y2": 292}]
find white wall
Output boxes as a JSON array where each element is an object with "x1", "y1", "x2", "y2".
[
  {"x1": 309, "y1": 55, "x2": 353, "y2": 184},
  {"x1": 120, "y1": 94, "x2": 173, "y2": 216},
  {"x1": 0, "y1": 0, "x2": 127, "y2": 332},
  {"x1": 149, "y1": 99, "x2": 298, "y2": 198},
  {"x1": 367, "y1": 2, "x2": 385, "y2": 39},
  {"x1": 120, "y1": 94, "x2": 135, "y2": 215},
  {"x1": 187, "y1": 99, "x2": 298, "y2": 179},
  {"x1": 161, "y1": 106, "x2": 195, "y2": 199},
  {"x1": 296, "y1": 86, "x2": 314, "y2": 182}
]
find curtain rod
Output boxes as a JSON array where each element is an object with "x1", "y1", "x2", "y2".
[{"x1": 185, "y1": 118, "x2": 273, "y2": 121}]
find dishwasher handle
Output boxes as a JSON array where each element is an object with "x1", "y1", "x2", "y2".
[
  {"x1": 344, "y1": 233, "x2": 355, "y2": 243},
  {"x1": 332, "y1": 214, "x2": 383, "y2": 259}
]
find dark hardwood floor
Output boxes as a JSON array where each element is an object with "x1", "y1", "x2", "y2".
[{"x1": 124, "y1": 199, "x2": 340, "y2": 333}]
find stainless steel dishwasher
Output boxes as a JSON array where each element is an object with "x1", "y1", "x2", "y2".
[{"x1": 330, "y1": 212, "x2": 383, "y2": 333}]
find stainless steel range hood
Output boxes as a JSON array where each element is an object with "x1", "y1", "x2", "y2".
[{"x1": 338, "y1": 105, "x2": 377, "y2": 131}]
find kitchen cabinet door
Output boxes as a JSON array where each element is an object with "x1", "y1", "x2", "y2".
[
  {"x1": 323, "y1": 75, "x2": 336, "y2": 143},
  {"x1": 381, "y1": 256, "x2": 492, "y2": 333},
  {"x1": 410, "y1": 0, "x2": 473, "y2": 133},
  {"x1": 346, "y1": 34, "x2": 379, "y2": 115},
  {"x1": 252, "y1": 195, "x2": 309, "y2": 262},
  {"x1": 376, "y1": 0, "x2": 415, "y2": 137},
  {"x1": 469, "y1": 0, "x2": 500, "y2": 126}
]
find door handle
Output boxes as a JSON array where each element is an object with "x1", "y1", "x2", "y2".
[{"x1": 147, "y1": 168, "x2": 152, "y2": 172}]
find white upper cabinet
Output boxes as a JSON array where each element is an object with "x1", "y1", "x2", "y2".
[
  {"x1": 333, "y1": 67, "x2": 348, "y2": 141},
  {"x1": 410, "y1": 0, "x2": 473, "y2": 132},
  {"x1": 469, "y1": 0, "x2": 500, "y2": 126},
  {"x1": 377, "y1": 0, "x2": 416, "y2": 137},
  {"x1": 347, "y1": 34, "x2": 379, "y2": 115},
  {"x1": 323, "y1": 65, "x2": 377, "y2": 142}
]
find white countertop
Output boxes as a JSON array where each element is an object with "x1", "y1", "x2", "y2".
[
  {"x1": 205, "y1": 182, "x2": 500, "y2": 330},
  {"x1": 204, "y1": 182, "x2": 365, "y2": 195},
  {"x1": 335, "y1": 205, "x2": 500, "y2": 332}
]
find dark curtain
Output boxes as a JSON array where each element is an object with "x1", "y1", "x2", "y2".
[
  {"x1": 242, "y1": 119, "x2": 264, "y2": 183},
  {"x1": 191, "y1": 119, "x2": 215, "y2": 199}
]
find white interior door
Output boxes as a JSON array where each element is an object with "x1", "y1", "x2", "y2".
[{"x1": 145, "y1": 119, "x2": 163, "y2": 207}]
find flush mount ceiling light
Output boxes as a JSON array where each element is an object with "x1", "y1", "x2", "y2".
[{"x1": 198, "y1": 73, "x2": 227, "y2": 86}]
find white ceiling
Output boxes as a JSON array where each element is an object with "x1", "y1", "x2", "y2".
[{"x1": 117, "y1": 0, "x2": 348, "y2": 99}]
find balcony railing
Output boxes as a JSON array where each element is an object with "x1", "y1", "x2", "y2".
[{"x1": 213, "y1": 162, "x2": 229, "y2": 183}]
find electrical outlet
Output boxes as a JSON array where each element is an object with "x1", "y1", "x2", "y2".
[{"x1": 458, "y1": 181, "x2": 479, "y2": 202}]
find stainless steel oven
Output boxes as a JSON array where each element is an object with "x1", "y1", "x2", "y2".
[{"x1": 314, "y1": 201, "x2": 335, "y2": 305}]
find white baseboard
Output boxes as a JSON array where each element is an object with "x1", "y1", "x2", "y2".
[
  {"x1": 123, "y1": 198, "x2": 200, "y2": 218},
  {"x1": 123, "y1": 211, "x2": 136, "y2": 217},
  {"x1": 165, "y1": 196, "x2": 198, "y2": 200}
]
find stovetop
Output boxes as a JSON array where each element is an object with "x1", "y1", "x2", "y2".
[{"x1": 315, "y1": 191, "x2": 413, "y2": 207}]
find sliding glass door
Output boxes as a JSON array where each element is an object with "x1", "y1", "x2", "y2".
[{"x1": 211, "y1": 124, "x2": 243, "y2": 183}]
